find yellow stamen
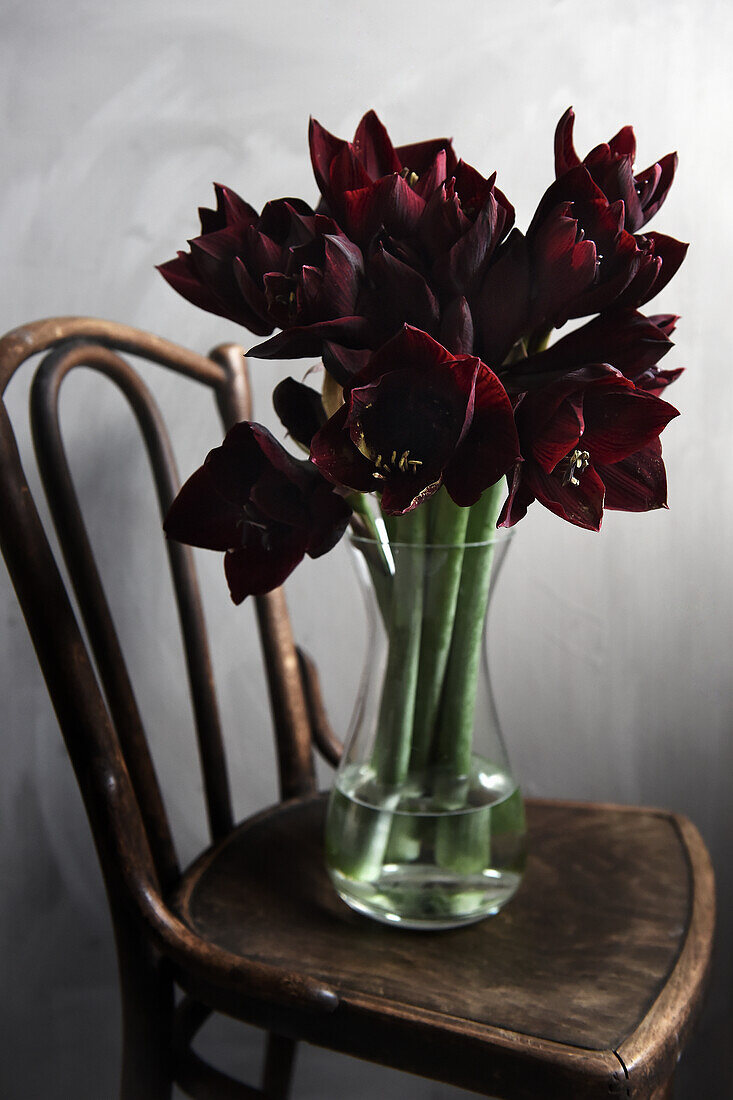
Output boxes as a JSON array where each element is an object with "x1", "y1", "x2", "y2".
[{"x1": 562, "y1": 448, "x2": 591, "y2": 487}]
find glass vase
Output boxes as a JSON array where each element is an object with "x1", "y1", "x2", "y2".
[{"x1": 325, "y1": 511, "x2": 526, "y2": 930}]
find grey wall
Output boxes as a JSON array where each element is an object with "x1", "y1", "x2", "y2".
[{"x1": 1, "y1": 1, "x2": 731, "y2": 1097}]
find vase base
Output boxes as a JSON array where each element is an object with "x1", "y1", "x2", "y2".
[{"x1": 329, "y1": 864, "x2": 523, "y2": 931}]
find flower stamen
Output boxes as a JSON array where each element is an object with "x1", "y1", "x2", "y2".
[{"x1": 561, "y1": 448, "x2": 591, "y2": 487}]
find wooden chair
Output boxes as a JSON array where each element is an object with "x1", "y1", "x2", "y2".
[{"x1": 0, "y1": 318, "x2": 715, "y2": 1100}]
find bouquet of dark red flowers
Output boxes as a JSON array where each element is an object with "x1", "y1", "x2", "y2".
[
  {"x1": 161, "y1": 107, "x2": 683, "y2": 599},
  {"x1": 159, "y1": 110, "x2": 685, "y2": 925}
]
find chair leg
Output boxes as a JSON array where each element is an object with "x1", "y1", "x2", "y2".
[
  {"x1": 115, "y1": 916, "x2": 174, "y2": 1100},
  {"x1": 261, "y1": 1033, "x2": 298, "y2": 1100}
]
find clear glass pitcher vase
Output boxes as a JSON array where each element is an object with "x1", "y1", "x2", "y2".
[{"x1": 325, "y1": 520, "x2": 526, "y2": 930}]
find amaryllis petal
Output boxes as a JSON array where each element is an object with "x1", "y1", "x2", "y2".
[
  {"x1": 305, "y1": 478, "x2": 352, "y2": 557},
  {"x1": 453, "y1": 163, "x2": 497, "y2": 214},
  {"x1": 247, "y1": 316, "x2": 372, "y2": 359},
  {"x1": 530, "y1": 402, "x2": 583, "y2": 473},
  {"x1": 273, "y1": 378, "x2": 327, "y2": 448},
  {"x1": 163, "y1": 463, "x2": 243, "y2": 551},
  {"x1": 309, "y1": 405, "x2": 377, "y2": 493},
  {"x1": 340, "y1": 174, "x2": 426, "y2": 246},
  {"x1": 563, "y1": 229, "x2": 642, "y2": 320},
  {"x1": 198, "y1": 183, "x2": 259, "y2": 233},
  {"x1": 472, "y1": 229, "x2": 531, "y2": 367},
  {"x1": 250, "y1": 463, "x2": 311, "y2": 528},
  {"x1": 188, "y1": 228, "x2": 244, "y2": 289},
  {"x1": 498, "y1": 464, "x2": 536, "y2": 528},
  {"x1": 419, "y1": 181, "x2": 471, "y2": 258},
  {"x1": 157, "y1": 252, "x2": 267, "y2": 332},
  {"x1": 240, "y1": 221, "x2": 285, "y2": 276},
  {"x1": 525, "y1": 459, "x2": 606, "y2": 531},
  {"x1": 395, "y1": 136, "x2": 457, "y2": 178},
  {"x1": 635, "y1": 366, "x2": 684, "y2": 396},
  {"x1": 581, "y1": 387, "x2": 679, "y2": 465},
  {"x1": 439, "y1": 297, "x2": 474, "y2": 356},
  {"x1": 258, "y1": 197, "x2": 315, "y2": 244},
  {"x1": 224, "y1": 527, "x2": 309, "y2": 603},
  {"x1": 554, "y1": 108, "x2": 582, "y2": 176},
  {"x1": 529, "y1": 203, "x2": 598, "y2": 327},
  {"x1": 329, "y1": 144, "x2": 373, "y2": 202},
  {"x1": 309, "y1": 116, "x2": 348, "y2": 201},
  {"x1": 232, "y1": 257, "x2": 274, "y2": 334},
  {"x1": 380, "y1": 473, "x2": 441, "y2": 516},
  {"x1": 648, "y1": 313, "x2": 679, "y2": 338},
  {"x1": 517, "y1": 365, "x2": 620, "y2": 443},
  {"x1": 206, "y1": 423, "x2": 305, "y2": 499},
  {"x1": 322, "y1": 342, "x2": 371, "y2": 385},
  {"x1": 319, "y1": 234, "x2": 365, "y2": 315},
  {"x1": 633, "y1": 162, "x2": 662, "y2": 212},
  {"x1": 355, "y1": 324, "x2": 454, "y2": 387},
  {"x1": 353, "y1": 110, "x2": 401, "y2": 178},
  {"x1": 637, "y1": 152, "x2": 678, "y2": 224},
  {"x1": 617, "y1": 232, "x2": 689, "y2": 309},
  {"x1": 368, "y1": 243, "x2": 440, "y2": 334},
  {"x1": 443, "y1": 360, "x2": 521, "y2": 506},
  {"x1": 600, "y1": 439, "x2": 669, "y2": 512},
  {"x1": 411, "y1": 149, "x2": 448, "y2": 201},
  {"x1": 604, "y1": 154, "x2": 644, "y2": 232},
  {"x1": 433, "y1": 191, "x2": 505, "y2": 296},
  {"x1": 608, "y1": 124, "x2": 636, "y2": 160}
]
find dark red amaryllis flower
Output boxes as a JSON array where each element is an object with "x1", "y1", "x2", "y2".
[
  {"x1": 527, "y1": 171, "x2": 643, "y2": 321},
  {"x1": 310, "y1": 111, "x2": 514, "y2": 295},
  {"x1": 510, "y1": 167, "x2": 688, "y2": 334},
  {"x1": 470, "y1": 206, "x2": 599, "y2": 367},
  {"x1": 611, "y1": 231, "x2": 688, "y2": 312},
  {"x1": 250, "y1": 230, "x2": 441, "y2": 361},
  {"x1": 309, "y1": 109, "x2": 458, "y2": 227},
  {"x1": 422, "y1": 163, "x2": 515, "y2": 298},
  {"x1": 555, "y1": 107, "x2": 678, "y2": 233},
  {"x1": 499, "y1": 366, "x2": 679, "y2": 531},
  {"x1": 310, "y1": 326, "x2": 520, "y2": 515},
  {"x1": 164, "y1": 423, "x2": 351, "y2": 602},
  {"x1": 500, "y1": 309, "x2": 683, "y2": 396},
  {"x1": 158, "y1": 188, "x2": 368, "y2": 350}
]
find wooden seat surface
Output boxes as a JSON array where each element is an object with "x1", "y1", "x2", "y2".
[{"x1": 172, "y1": 795, "x2": 714, "y2": 1099}]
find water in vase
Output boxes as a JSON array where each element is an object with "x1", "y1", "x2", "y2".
[{"x1": 326, "y1": 755, "x2": 526, "y2": 930}]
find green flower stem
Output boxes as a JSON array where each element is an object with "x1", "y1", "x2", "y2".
[
  {"x1": 434, "y1": 479, "x2": 505, "y2": 778},
  {"x1": 336, "y1": 506, "x2": 426, "y2": 882},
  {"x1": 431, "y1": 481, "x2": 505, "y2": 872},
  {"x1": 434, "y1": 801, "x2": 491, "y2": 874},
  {"x1": 526, "y1": 327, "x2": 552, "y2": 356},
  {"x1": 409, "y1": 490, "x2": 470, "y2": 775},
  {"x1": 371, "y1": 505, "x2": 428, "y2": 787},
  {"x1": 347, "y1": 493, "x2": 393, "y2": 624}
]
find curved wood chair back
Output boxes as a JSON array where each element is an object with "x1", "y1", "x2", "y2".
[{"x1": 0, "y1": 318, "x2": 316, "y2": 906}]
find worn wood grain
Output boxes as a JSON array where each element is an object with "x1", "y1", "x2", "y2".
[{"x1": 173, "y1": 794, "x2": 711, "y2": 1097}]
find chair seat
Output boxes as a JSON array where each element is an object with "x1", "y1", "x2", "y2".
[{"x1": 171, "y1": 794, "x2": 713, "y2": 1099}]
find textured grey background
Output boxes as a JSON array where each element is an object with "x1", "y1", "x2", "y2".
[{"x1": 1, "y1": 0, "x2": 731, "y2": 1096}]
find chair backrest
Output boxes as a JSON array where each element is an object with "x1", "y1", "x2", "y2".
[{"x1": 0, "y1": 318, "x2": 316, "y2": 903}]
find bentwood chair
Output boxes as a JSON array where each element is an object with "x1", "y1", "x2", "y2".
[{"x1": 0, "y1": 318, "x2": 715, "y2": 1100}]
